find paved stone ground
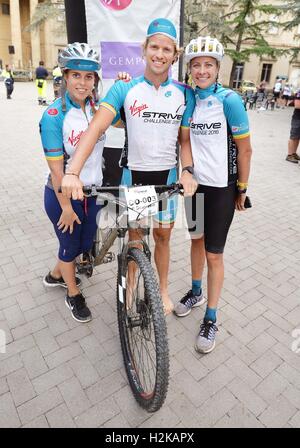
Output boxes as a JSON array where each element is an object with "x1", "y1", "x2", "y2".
[{"x1": 0, "y1": 82, "x2": 300, "y2": 428}]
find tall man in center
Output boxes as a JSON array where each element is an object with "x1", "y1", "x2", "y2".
[{"x1": 61, "y1": 18, "x2": 198, "y2": 314}]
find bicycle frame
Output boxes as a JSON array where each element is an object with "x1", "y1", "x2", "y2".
[
  {"x1": 76, "y1": 183, "x2": 182, "y2": 411},
  {"x1": 79, "y1": 183, "x2": 182, "y2": 272}
]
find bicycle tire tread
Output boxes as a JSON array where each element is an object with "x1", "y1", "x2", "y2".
[{"x1": 117, "y1": 247, "x2": 169, "y2": 412}]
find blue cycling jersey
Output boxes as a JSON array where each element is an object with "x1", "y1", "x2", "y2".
[
  {"x1": 101, "y1": 75, "x2": 195, "y2": 171},
  {"x1": 190, "y1": 84, "x2": 250, "y2": 187},
  {"x1": 39, "y1": 92, "x2": 106, "y2": 188}
]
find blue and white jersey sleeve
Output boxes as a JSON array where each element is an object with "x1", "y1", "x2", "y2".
[
  {"x1": 39, "y1": 108, "x2": 64, "y2": 161},
  {"x1": 101, "y1": 80, "x2": 130, "y2": 117},
  {"x1": 223, "y1": 91, "x2": 250, "y2": 139},
  {"x1": 181, "y1": 87, "x2": 195, "y2": 128}
]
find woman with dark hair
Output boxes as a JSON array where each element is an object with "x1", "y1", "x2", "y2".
[{"x1": 39, "y1": 43, "x2": 106, "y2": 323}]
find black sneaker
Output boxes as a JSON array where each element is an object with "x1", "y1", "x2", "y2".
[
  {"x1": 174, "y1": 289, "x2": 205, "y2": 317},
  {"x1": 286, "y1": 154, "x2": 298, "y2": 164},
  {"x1": 65, "y1": 293, "x2": 92, "y2": 323},
  {"x1": 43, "y1": 272, "x2": 81, "y2": 289},
  {"x1": 195, "y1": 319, "x2": 218, "y2": 354}
]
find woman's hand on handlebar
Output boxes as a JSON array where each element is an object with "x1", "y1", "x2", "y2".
[
  {"x1": 61, "y1": 174, "x2": 84, "y2": 200},
  {"x1": 57, "y1": 205, "x2": 81, "y2": 234}
]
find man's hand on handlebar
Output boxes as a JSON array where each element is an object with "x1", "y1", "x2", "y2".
[{"x1": 61, "y1": 174, "x2": 84, "y2": 200}]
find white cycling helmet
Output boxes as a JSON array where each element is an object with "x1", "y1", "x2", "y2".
[
  {"x1": 58, "y1": 42, "x2": 100, "y2": 72},
  {"x1": 185, "y1": 36, "x2": 224, "y2": 63}
]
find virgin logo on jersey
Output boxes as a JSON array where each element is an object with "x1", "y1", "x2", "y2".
[
  {"x1": 68, "y1": 130, "x2": 84, "y2": 147},
  {"x1": 129, "y1": 100, "x2": 148, "y2": 117}
]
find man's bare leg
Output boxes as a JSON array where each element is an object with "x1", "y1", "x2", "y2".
[
  {"x1": 153, "y1": 223, "x2": 174, "y2": 315},
  {"x1": 126, "y1": 228, "x2": 144, "y2": 309}
]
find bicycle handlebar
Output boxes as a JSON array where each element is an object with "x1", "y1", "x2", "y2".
[
  {"x1": 83, "y1": 183, "x2": 183, "y2": 195},
  {"x1": 58, "y1": 183, "x2": 183, "y2": 196}
]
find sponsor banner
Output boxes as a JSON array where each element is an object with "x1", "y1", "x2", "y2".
[
  {"x1": 101, "y1": 42, "x2": 144, "y2": 79},
  {"x1": 99, "y1": 0, "x2": 133, "y2": 11},
  {"x1": 85, "y1": 0, "x2": 181, "y2": 80},
  {"x1": 84, "y1": 0, "x2": 181, "y2": 148}
]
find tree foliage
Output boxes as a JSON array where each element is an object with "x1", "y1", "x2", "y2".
[
  {"x1": 278, "y1": 0, "x2": 300, "y2": 61},
  {"x1": 184, "y1": 0, "x2": 285, "y2": 86},
  {"x1": 279, "y1": 0, "x2": 300, "y2": 30},
  {"x1": 25, "y1": 0, "x2": 66, "y2": 35}
]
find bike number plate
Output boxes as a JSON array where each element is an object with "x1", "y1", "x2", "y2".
[{"x1": 124, "y1": 185, "x2": 158, "y2": 221}]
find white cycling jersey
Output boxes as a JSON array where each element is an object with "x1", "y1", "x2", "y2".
[
  {"x1": 40, "y1": 92, "x2": 106, "y2": 187},
  {"x1": 101, "y1": 75, "x2": 195, "y2": 171},
  {"x1": 190, "y1": 84, "x2": 250, "y2": 187}
]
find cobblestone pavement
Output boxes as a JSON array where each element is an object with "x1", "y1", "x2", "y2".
[{"x1": 0, "y1": 82, "x2": 300, "y2": 428}]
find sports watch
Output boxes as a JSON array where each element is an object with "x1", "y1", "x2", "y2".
[{"x1": 182, "y1": 166, "x2": 194, "y2": 175}]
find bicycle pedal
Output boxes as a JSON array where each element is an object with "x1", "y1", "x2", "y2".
[
  {"x1": 85, "y1": 266, "x2": 93, "y2": 278},
  {"x1": 76, "y1": 262, "x2": 93, "y2": 277},
  {"x1": 103, "y1": 252, "x2": 115, "y2": 263}
]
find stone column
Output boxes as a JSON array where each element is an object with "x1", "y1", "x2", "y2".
[
  {"x1": 10, "y1": 0, "x2": 23, "y2": 68},
  {"x1": 30, "y1": 0, "x2": 41, "y2": 69},
  {"x1": 43, "y1": 17, "x2": 53, "y2": 68}
]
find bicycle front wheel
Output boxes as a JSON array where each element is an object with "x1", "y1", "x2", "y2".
[{"x1": 117, "y1": 247, "x2": 169, "y2": 412}]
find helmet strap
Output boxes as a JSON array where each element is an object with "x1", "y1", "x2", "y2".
[
  {"x1": 91, "y1": 73, "x2": 103, "y2": 107},
  {"x1": 61, "y1": 78, "x2": 67, "y2": 112},
  {"x1": 214, "y1": 74, "x2": 219, "y2": 93}
]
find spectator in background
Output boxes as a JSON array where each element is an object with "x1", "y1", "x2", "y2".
[
  {"x1": 1, "y1": 64, "x2": 14, "y2": 99},
  {"x1": 35, "y1": 61, "x2": 49, "y2": 105},
  {"x1": 282, "y1": 84, "x2": 292, "y2": 108},
  {"x1": 52, "y1": 64, "x2": 63, "y2": 100},
  {"x1": 273, "y1": 78, "x2": 282, "y2": 108},
  {"x1": 257, "y1": 80, "x2": 266, "y2": 96},
  {"x1": 286, "y1": 88, "x2": 300, "y2": 163}
]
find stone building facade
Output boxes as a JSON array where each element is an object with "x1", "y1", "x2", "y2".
[
  {"x1": 185, "y1": 0, "x2": 300, "y2": 90},
  {"x1": 2, "y1": 0, "x2": 300, "y2": 89},
  {"x1": 0, "y1": 0, "x2": 67, "y2": 71}
]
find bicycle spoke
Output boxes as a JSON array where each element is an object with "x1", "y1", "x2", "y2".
[
  {"x1": 117, "y1": 247, "x2": 169, "y2": 411},
  {"x1": 125, "y1": 301, "x2": 157, "y2": 394},
  {"x1": 130, "y1": 315, "x2": 157, "y2": 392}
]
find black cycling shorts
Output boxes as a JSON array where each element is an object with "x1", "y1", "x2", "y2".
[
  {"x1": 290, "y1": 117, "x2": 300, "y2": 140},
  {"x1": 121, "y1": 168, "x2": 178, "y2": 223},
  {"x1": 185, "y1": 183, "x2": 236, "y2": 254}
]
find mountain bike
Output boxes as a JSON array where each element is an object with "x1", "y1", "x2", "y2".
[{"x1": 76, "y1": 183, "x2": 182, "y2": 412}]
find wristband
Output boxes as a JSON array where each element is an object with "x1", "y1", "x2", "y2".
[
  {"x1": 237, "y1": 181, "x2": 248, "y2": 189},
  {"x1": 65, "y1": 172, "x2": 79, "y2": 177},
  {"x1": 182, "y1": 166, "x2": 194, "y2": 175}
]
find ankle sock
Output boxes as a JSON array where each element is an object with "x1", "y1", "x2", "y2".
[
  {"x1": 204, "y1": 306, "x2": 217, "y2": 323},
  {"x1": 192, "y1": 279, "x2": 202, "y2": 296}
]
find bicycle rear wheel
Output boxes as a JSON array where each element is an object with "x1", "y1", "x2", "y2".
[{"x1": 117, "y1": 247, "x2": 169, "y2": 412}]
